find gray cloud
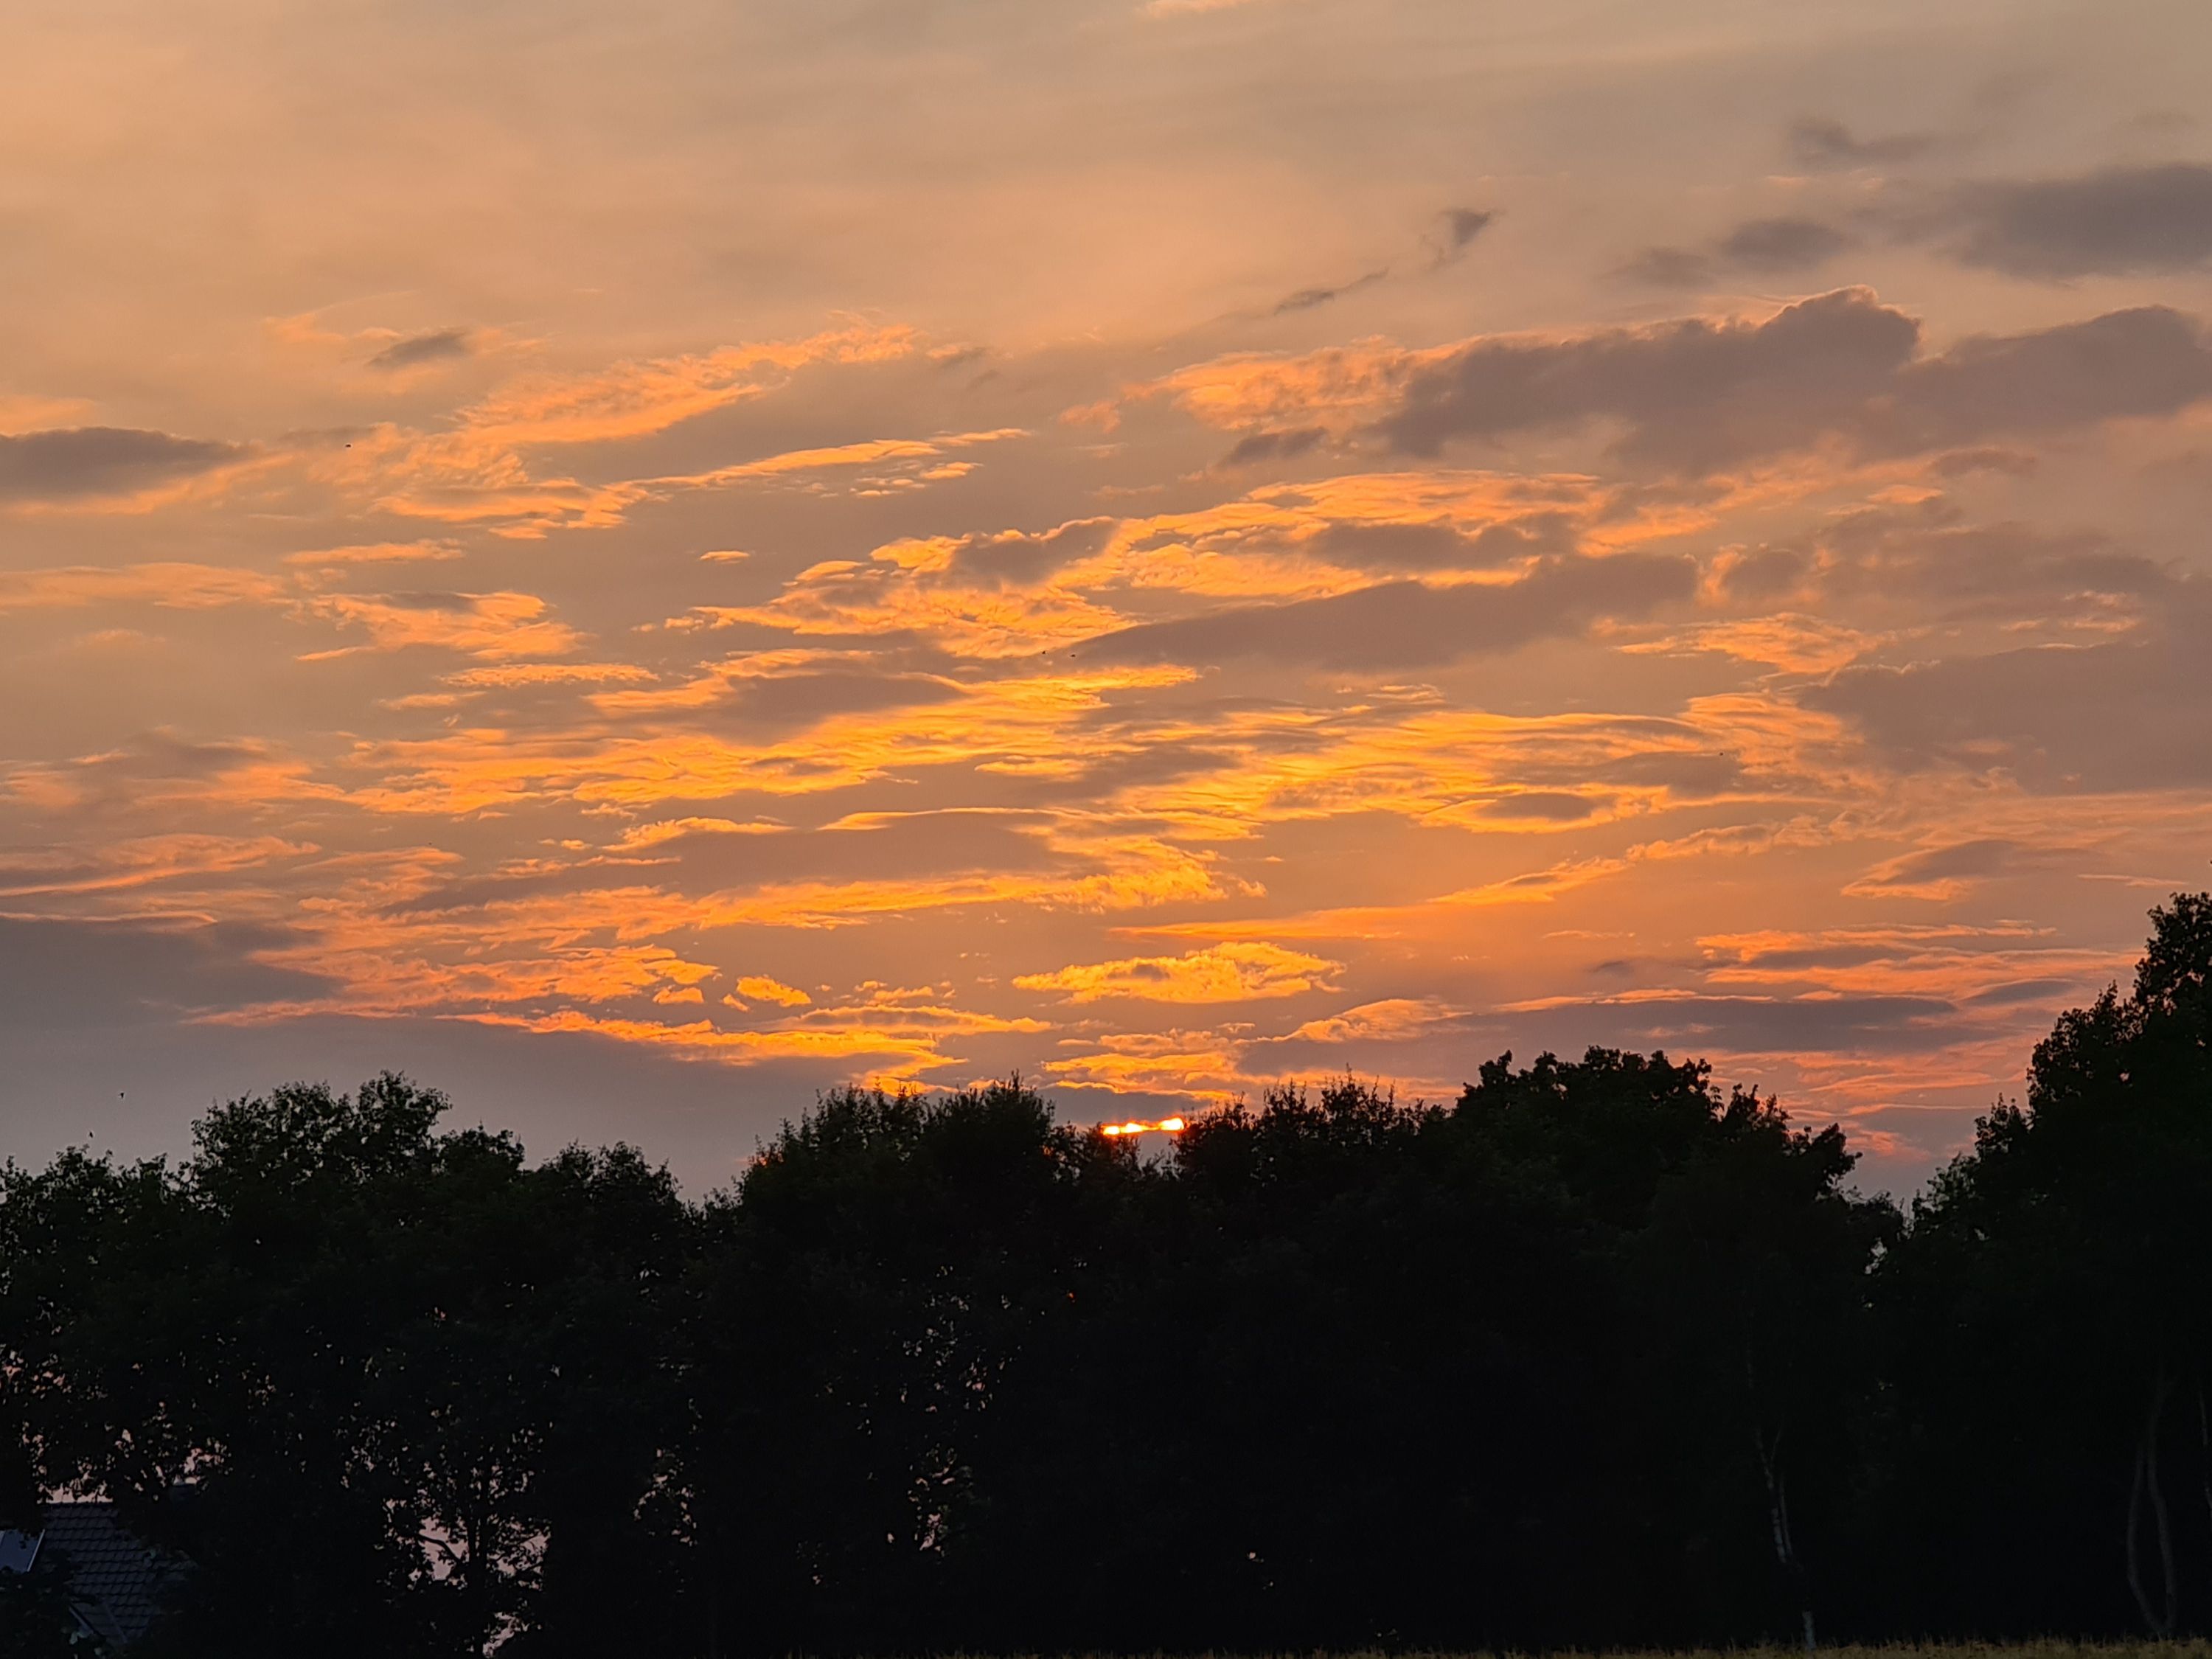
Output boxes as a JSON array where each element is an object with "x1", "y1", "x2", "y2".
[
  {"x1": 1431, "y1": 207, "x2": 1495, "y2": 266},
  {"x1": 1938, "y1": 163, "x2": 2212, "y2": 279},
  {"x1": 1927, "y1": 445, "x2": 2039, "y2": 477},
  {"x1": 1718, "y1": 216, "x2": 1855, "y2": 271},
  {"x1": 0, "y1": 426, "x2": 245, "y2": 502},
  {"x1": 1788, "y1": 117, "x2": 1935, "y2": 172},
  {"x1": 1376, "y1": 289, "x2": 2212, "y2": 473},
  {"x1": 1262, "y1": 987, "x2": 1966, "y2": 1086},
  {"x1": 1443, "y1": 208, "x2": 1493, "y2": 248},
  {"x1": 1269, "y1": 206, "x2": 1494, "y2": 318},
  {"x1": 1871, "y1": 305, "x2": 2212, "y2": 451},
  {"x1": 1, "y1": 731, "x2": 291, "y2": 818},
  {"x1": 1804, "y1": 588, "x2": 2212, "y2": 791},
  {"x1": 1500, "y1": 991, "x2": 1965, "y2": 1057},
  {"x1": 1768, "y1": 505, "x2": 2212, "y2": 796},
  {"x1": 1273, "y1": 268, "x2": 1389, "y2": 316},
  {"x1": 1381, "y1": 287, "x2": 1919, "y2": 470},
  {"x1": 100, "y1": 729, "x2": 277, "y2": 781},
  {"x1": 1625, "y1": 217, "x2": 1856, "y2": 288},
  {"x1": 1618, "y1": 246, "x2": 1719, "y2": 288},
  {"x1": 0, "y1": 917, "x2": 333, "y2": 1032},
  {"x1": 1304, "y1": 512, "x2": 1576, "y2": 571},
  {"x1": 1816, "y1": 509, "x2": 2174, "y2": 616},
  {"x1": 1481, "y1": 790, "x2": 1602, "y2": 822},
  {"x1": 944, "y1": 518, "x2": 1115, "y2": 586},
  {"x1": 1849, "y1": 838, "x2": 2064, "y2": 891},
  {"x1": 1585, "y1": 750, "x2": 1747, "y2": 797},
  {"x1": 1713, "y1": 545, "x2": 1811, "y2": 605},
  {"x1": 1072, "y1": 551, "x2": 1697, "y2": 671},
  {"x1": 1220, "y1": 426, "x2": 1328, "y2": 466},
  {"x1": 1273, "y1": 207, "x2": 1494, "y2": 315},
  {"x1": 367, "y1": 327, "x2": 475, "y2": 370},
  {"x1": 1964, "y1": 978, "x2": 2083, "y2": 1008},
  {"x1": 1598, "y1": 992, "x2": 1963, "y2": 1051}
]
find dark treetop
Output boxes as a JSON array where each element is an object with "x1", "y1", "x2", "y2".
[{"x1": 4, "y1": 894, "x2": 2212, "y2": 1657}]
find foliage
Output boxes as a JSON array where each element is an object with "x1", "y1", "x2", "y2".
[
  {"x1": 0, "y1": 1551, "x2": 82, "y2": 1659},
  {"x1": 1879, "y1": 894, "x2": 2212, "y2": 1638},
  {"x1": 3, "y1": 897, "x2": 2211, "y2": 1652},
  {"x1": 1, "y1": 1077, "x2": 695, "y2": 1658}
]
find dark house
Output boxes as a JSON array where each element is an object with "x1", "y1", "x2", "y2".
[{"x1": 0, "y1": 1500, "x2": 187, "y2": 1651}]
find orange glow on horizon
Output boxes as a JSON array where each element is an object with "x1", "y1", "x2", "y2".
[{"x1": 1099, "y1": 1116, "x2": 1188, "y2": 1137}]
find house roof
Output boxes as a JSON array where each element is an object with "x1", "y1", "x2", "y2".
[{"x1": 0, "y1": 1500, "x2": 187, "y2": 1651}]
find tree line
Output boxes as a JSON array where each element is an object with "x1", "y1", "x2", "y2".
[{"x1": 4, "y1": 894, "x2": 2212, "y2": 1656}]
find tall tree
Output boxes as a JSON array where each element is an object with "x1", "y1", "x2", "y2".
[
  {"x1": 684, "y1": 1081, "x2": 1095, "y2": 1654},
  {"x1": 1, "y1": 1076, "x2": 695, "y2": 1658},
  {"x1": 15, "y1": 903, "x2": 2212, "y2": 1653},
  {"x1": 1879, "y1": 894, "x2": 2212, "y2": 1636}
]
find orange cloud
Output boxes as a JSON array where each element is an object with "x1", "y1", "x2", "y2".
[
  {"x1": 649, "y1": 428, "x2": 1026, "y2": 493},
  {"x1": 1015, "y1": 941, "x2": 1339, "y2": 1003},
  {"x1": 299, "y1": 591, "x2": 585, "y2": 660},
  {"x1": 0, "y1": 563, "x2": 285, "y2": 613},
  {"x1": 611, "y1": 817, "x2": 787, "y2": 851},
  {"x1": 439, "y1": 326, "x2": 918, "y2": 453},
  {"x1": 454, "y1": 1009, "x2": 953, "y2": 1068},
  {"x1": 443, "y1": 662, "x2": 656, "y2": 688},
  {"x1": 0, "y1": 833, "x2": 314, "y2": 898},
  {"x1": 282, "y1": 540, "x2": 462, "y2": 571},
  {"x1": 735, "y1": 974, "x2": 813, "y2": 1006},
  {"x1": 1279, "y1": 997, "x2": 1461, "y2": 1044},
  {"x1": 1619, "y1": 613, "x2": 1881, "y2": 674},
  {"x1": 336, "y1": 666, "x2": 1199, "y2": 814},
  {"x1": 1043, "y1": 1029, "x2": 1248, "y2": 1099},
  {"x1": 1127, "y1": 341, "x2": 1411, "y2": 438},
  {"x1": 328, "y1": 325, "x2": 947, "y2": 535}
]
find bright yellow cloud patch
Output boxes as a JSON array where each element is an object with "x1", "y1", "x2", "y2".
[{"x1": 1015, "y1": 941, "x2": 1339, "y2": 1004}]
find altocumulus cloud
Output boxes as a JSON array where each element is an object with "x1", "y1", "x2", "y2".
[
  {"x1": 1015, "y1": 942, "x2": 1339, "y2": 1004},
  {"x1": 1804, "y1": 596, "x2": 2212, "y2": 794},
  {"x1": 1935, "y1": 163, "x2": 2212, "y2": 279},
  {"x1": 1074, "y1": 550, "x2": 1697, "y2": 670},
  {"x1": 1621, "y1": 215, "x2": 1855, "y2": 288},
  {"x1": 1161, "y1": 290, "x2": 2212, "y2": 478},
  {"x1": 1377, "y1": 289, "x2": 2212, "y2": 471},
  {"x1": 0, "y1": 426, "x2": 246, "y2": 502}
]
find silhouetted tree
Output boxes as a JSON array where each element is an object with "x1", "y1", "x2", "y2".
[
  {"x1": 10, "y1": 900, "x2": 2212, "y2": 1651},
  {"x1": 1, "y1": 1076, "x2": 694, "y2": 1658},
  {"x1": 0, "y1": 1552, "x2": 81, "y2": 1659},
  {"x1": 1879, "y1": 894, "x2": 2212, "y2": 1637},
  {"x1": 684, "y1": 1080, "x2": 1102, "y2": 1653}
]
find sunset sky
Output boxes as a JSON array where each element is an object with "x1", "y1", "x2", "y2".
[{"x1": 7, "y1": 0, "x2": 2211, "y2": 1188}]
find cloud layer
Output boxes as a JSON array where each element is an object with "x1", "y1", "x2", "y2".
[{"x1": 4, "y1": 0, "x2": 2209, "y2": 1189}]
